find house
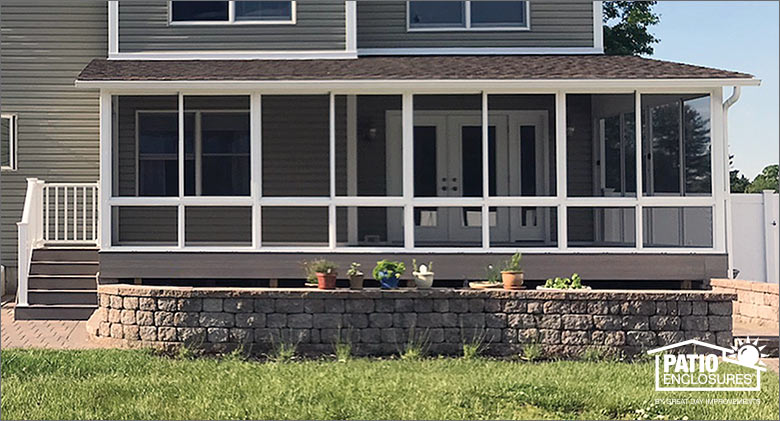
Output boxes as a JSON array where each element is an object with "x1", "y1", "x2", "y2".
[{"x1": 0, "y1": 1, "x2": 759, "y2": 319}]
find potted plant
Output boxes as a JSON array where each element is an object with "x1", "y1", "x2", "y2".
[
  {"x1": 412, "y1": 258, "x2": 434, "y2": 289},
  {"x1": 346, "y1": 262, "x2": 364, "y2": 290},
  {"x1": 501, "y1": 252, "x2": 524, "y2": 290},
  {"x1": 372, "y1": 259, "x2": 405, "y2": 290},
  {"x1": 469, "y1": 264, "x2": 502, "y2": 289},
  {"x1": 302, "y1": 259, "x2": 338, "y2": 290}
]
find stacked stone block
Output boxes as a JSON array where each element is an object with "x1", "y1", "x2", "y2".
[{"x1": 92, "y1": 286, "x2": 736, "y2": 357}]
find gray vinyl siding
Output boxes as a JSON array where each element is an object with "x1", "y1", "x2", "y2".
[
  {"x1": 118, "y1": 1, "x2": 346, "y2": 52},
  {"x1": 0, "y1": 1, "x2": 106, "y2": 275},
  {"x1": 357, "y1": 0, "x2": 594, "y2": 50}
]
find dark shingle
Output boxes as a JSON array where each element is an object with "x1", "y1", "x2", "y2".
[{"x1": 77, "y1": 55, "x2": 752, "y2": 81}]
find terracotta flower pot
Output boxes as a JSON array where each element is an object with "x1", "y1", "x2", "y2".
[
  {"x1": 348, "y1": 274, "x2": 364, "y2": 290},
  {"x1": 316, "y1": 272, "x2": 337, "y2": 290},
  {"x1": 501, "y1": 271, "x2": 524, "y2": 290}
]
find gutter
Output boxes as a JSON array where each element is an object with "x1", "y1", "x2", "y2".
[{"x1": 723, "y1": 86, "x2": 742, "y2": 279}]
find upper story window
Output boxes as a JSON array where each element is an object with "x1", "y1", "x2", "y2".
[
  {"x1": 171, "y1": 1, "x2": 295, "y2": 25},
  {"x1": 408, "y1": 1, "x2": 528, "y2": 30},
  {"x1": 1, "y1": 114, "x2": 17, "y2": 171}
]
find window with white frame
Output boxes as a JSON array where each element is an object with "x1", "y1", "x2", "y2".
[
  {"x1": 408, "y1": 1, "x2": 528, "y2": 30},
  {"x1": 171, "y1": 1, "x2": 295, "y2": 24},
  {"x1": 1, "y1": 114, "x2": 17, "y2": 171}
]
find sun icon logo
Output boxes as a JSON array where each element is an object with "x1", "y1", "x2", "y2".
[{"x1": 728, "y1": 337, "x2": 768, "y2": 370}]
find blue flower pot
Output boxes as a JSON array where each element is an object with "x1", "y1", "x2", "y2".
[{"x1": 378, "y1": 271, "x2": 400, "y2": 289}]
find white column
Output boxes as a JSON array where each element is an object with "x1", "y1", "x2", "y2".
[
  {"x1": 108, "y1": 2, "x2": 118, "y2": 57},
  {"x1": 481, "y1": 91, "x2": 490, "y2": 249},
  {"x1": 711, "y1": 88, "x2": 727, "y2": 252},
  {"x1": 99, "y1": 90, "x2": 112, "y2": 249},
  {"x1": 328, "y1": 92, "x2": 337, "y2": 249},
  {"x1": 555, "y1": 91, "x2": 567, "y2": 249},
  {"x1": 402, "y1": 93, "x2": 415, "y2": 250},
  {"x1": 635, "y1": 91, "x2": 644, "y2": 250},
  {"x1": 251, "y1": 93, "x2": 262, "y2": 249},
  {"x1": 177, "y1": 92, "x2": 185, "y2": 248}
]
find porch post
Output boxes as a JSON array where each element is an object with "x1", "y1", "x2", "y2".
[
  {"x1": 98, "y1": 90, "x2": 112, "y2": 249},
  {"x1": 177, "y1": 92, "x2": 185, "y2": 249},
  {"x1": 251, "y1": 93, "x2": 262, "y2": 249},
  {"x1": 346, "y1": 95, "x2": 358, "y2": 245},
  {"x1": 634, "y1": 91, "x2": 644, "y2": 250},
  {"x1": 402, "y1": 93, "x2": 414, "y2": 250},
  {"x1": 711, "y1": 88, "x2": 727, "y2": 253},
  {"x1": 481, "y1": 91, "x2": 490, "y2": 249},
  {"x1": 329, "y1": 92, "x2": 337, "y2": 249},
  {"x1": 555, "y1": 91, "x2": 567, "y2": 250}
]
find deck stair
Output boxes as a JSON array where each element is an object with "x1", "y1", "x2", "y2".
[{"x1": 14, "y1": 247, "x2": 99, "y2": 320}]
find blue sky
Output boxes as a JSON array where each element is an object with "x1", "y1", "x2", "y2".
[{"x1": 649, "y1": 1, "x2": 778, "y2": 179}]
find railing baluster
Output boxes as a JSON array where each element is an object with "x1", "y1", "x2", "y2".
[
  {"x1": 92, "y1": 186, "x2": 97, "y2": 241},
  {"x1": 73, "y1": 186, "x2": 78, "y2": 241},
  {"x1": 83, "y1": 187, "x2": 87, "y2": 241},
  {"x1": 44, "y1": 187, "x2": 50, "y2": 241},
  {"x1": 54, "y1": 186, "x2": 59, "y2": 241},
  {"x1": 64, "y1": 186, "x2": 68, "y2": 241}
]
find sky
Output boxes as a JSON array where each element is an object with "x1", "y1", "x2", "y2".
[{"x1": 649, "y1": 1, "x2": 779, "y2": 179}]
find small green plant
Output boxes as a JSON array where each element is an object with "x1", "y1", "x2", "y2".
[
  {"x1": 485, "y1": 264, "x2": 501, "y2": 284},
  {"x1": 346, "y1": 262, "x2": 363, "y2": 277},
  {"x1": 543, "y1": 273, "x2": 587, "y2": 289},
  {"x1": 334, "y1": 339, "x2": 352, "y2": 363},
  {"x1": 270, "y1": 342, "x2": 296, "y2": 363},
  {"x1": 581, "y1": 346, "x2": 606, "y2": 362},
  {"x1": 502, "y1": 252, "x2": 523, "y2": 273},
  {"x1": 372, "y1": 259, "x2": 406, "y2": 280},
  {"x1": 401, "y1": 327, "x2": 429, "y2": 360},
  {"x1": 412, "y1": 258, "x2": 433, "y2": 273},
  {"x1": 521, "y1": 342, "x2": 543, "y2": 362},
  {"x1": 302, "y1": 259, "x2": 338, "y2": 283}
]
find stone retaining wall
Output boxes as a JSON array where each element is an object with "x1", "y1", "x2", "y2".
[
  {"x1": 711, "y1": 278, "x2": 779, "y2": 329},
  {"x1": 89, "y1": 285, "x2": 736, "y2": 357}
]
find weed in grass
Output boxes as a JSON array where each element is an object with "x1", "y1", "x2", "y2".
[
  {"x1": 333, "y1": 332, "x2": 352, "y2": 363},
  {"x1": 461, "y1": 329, "x2": 488, "y2": 360},
  {"x1": 521, "y1": 342, "x2": 543, "y2": 362},
  {"x1": 270, "y1": 342, "x2": 297, "y2": 363},
  {"x1": 401, "y1": 327, "x2": 429, "y2": 361},
  {"x1": 175, "y1": 345, "x2": 199, "y2": 360}
]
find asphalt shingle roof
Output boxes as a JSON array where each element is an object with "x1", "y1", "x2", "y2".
[{"x1": 78, "y1": 55, "x2": 753, "y2": 82}]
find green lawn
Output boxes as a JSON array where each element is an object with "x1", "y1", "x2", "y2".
[{"x1": 1, "y1": 349, "x2": 778, "y2": 420}]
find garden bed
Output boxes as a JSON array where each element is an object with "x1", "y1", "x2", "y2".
[{"x1": 89, "y1": 284, "x2": 736, "y2": 357}]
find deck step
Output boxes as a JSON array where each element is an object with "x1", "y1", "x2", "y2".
[
  {"x1": 28, "y1": 289, "x2": 97, "y2": 305},
  {"x1": 32, "y1": 247, "x2": 98, "y2": 262},
  {"x1": 14, "y1": 304, "x2": 97, "y2": 321},
  {"x1": 28, "y1": 275, "x2": 97, "y2": 290},
  {"x1": 29, "y1": 261, "x2": 98, "y2": 276}
]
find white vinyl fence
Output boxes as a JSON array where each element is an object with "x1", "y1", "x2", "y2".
[{"x1": 731, "y1": 191, "x2": 779, "y2": 283}]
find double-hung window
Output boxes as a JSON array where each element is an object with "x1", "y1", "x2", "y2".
[
  {"x1": 1, "y1": 114, "x2": 17, "y2": 171},
  {"x1": 171, "y1": 1, "x2": 295, "y2": 24},
  {"x1": 408, "y1": 1, "x2": 528, "y2": 30}
]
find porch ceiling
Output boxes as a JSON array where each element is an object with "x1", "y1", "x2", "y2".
[{"x1": 77, "y1": 55, "x2": 755, "y2": 84}]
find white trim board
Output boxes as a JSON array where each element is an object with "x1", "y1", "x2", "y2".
[
  {"x1": 77, "y1": 79, "x2": 761, "y2": 91},
  {"x1": 108, "y1": 50, "x2": 358, "y2": 61},
  {"x1": 358, "y1": 47, "x2": 602, "y2": 55}
]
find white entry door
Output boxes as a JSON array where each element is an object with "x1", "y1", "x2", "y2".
[{"x1": 387, "y1": 110, "x2": 549, "y2": 246}]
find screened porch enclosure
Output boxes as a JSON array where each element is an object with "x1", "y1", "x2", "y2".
[{"x1": 105, "y1": 90, "x2": 723, "y2": 252}]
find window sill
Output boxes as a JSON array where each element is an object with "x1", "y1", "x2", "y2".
[
  {"x1": 169, "y1": 20, "x2": 296, "y2": 26},
  {"x1": 407, "y1": 26, "x2": 530, "y2": 33}
]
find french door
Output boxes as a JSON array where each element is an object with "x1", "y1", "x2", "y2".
[{"x1": 387, "y1": 110, "x2": 549, "y2": 246}]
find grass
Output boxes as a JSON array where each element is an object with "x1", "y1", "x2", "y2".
[{"x1": 1, "y1": 349, "x2": 778, "y2": 420}]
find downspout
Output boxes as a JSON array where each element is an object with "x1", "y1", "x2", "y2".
[{"x1": 723, "y1": 86, "x2": 741, "y2": 279}]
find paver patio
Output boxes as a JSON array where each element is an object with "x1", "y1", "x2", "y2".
[{"x1": 1, "y1": 298, "x2": 104, "y2": 350}]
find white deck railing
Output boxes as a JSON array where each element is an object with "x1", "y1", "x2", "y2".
[{"x1": 17, "y1": 178, "x2": 99, "y2": 306}]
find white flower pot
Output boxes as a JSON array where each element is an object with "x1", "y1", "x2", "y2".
[{"x1": 413, "y1": 271, "x2": 434, "y2": 289}]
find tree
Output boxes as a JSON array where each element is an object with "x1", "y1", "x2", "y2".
[
  {"x1": 746, "y1": 164, "x2": 779, "y2": 193},
  {"x1": 603, "y1": 1, "x2": 660, "y2": 55},
  {"x1": 729, "y1": 155, "x2": 750, "y2": 193}
]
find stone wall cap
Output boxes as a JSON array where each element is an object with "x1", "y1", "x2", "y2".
[{"x1": 98, "y1": 284, "x2": 737, "y2": 301}]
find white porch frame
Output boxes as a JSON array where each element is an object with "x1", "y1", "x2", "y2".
[{"x1": 94, "y1": 80, "x2": 751, "y2": 255}]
